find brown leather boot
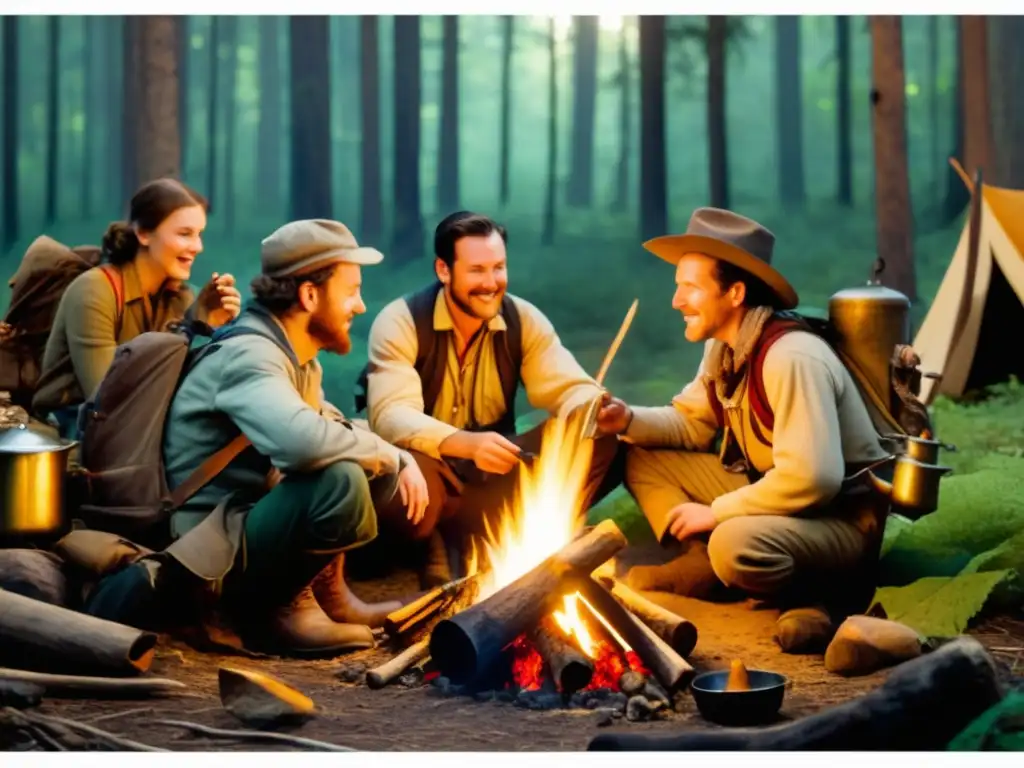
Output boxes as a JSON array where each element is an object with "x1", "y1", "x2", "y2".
[
  {"x1": 420, "y1": 530, "x2": 453, "y2": 589},
  {"x1": 271, "y1": 584, "x2": 375, "y2": 658},
  {"x1": 311, "y1": 554, "x2": 403, "y2": 629}
]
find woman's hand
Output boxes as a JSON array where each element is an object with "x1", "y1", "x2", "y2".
[{"x1": 198, "y1": 272, "x2": 242, "y2": 328}]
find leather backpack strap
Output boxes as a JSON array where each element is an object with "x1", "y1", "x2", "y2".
[
  {"x1": 168, "y1": 433, "x2": 252, "y2": 510},
  {"x1": 98, "y1": 264, "x2": 126, "y2": 337}
]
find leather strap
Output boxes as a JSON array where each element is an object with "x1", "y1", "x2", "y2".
[{"x1": 168, "y1": 433, "x2": 252, "y2": 510}]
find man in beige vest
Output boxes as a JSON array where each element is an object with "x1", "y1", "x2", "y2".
[{"x1": 596, "y1": 208, "x2": 890, "y2": 653}]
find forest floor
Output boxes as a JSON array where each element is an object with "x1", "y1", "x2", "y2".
[{"x1": 25, "y1": 565, "x2": 1024, "y2": 753}]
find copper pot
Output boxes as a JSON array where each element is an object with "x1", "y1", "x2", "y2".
[{"x1": 0, "y1": 423, "x2": 77, "y2": 535}]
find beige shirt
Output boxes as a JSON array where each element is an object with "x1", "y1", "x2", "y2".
[
  {"x1": 366, "y1": 289, "x2": 602, "y2": 457},
  {"x1": 624, "y1": 331, "x2": 888, "y2": 523}
]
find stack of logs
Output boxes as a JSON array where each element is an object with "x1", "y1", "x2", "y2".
[{"x1": 365, "y1": 519, "x2": 699, "y2": 698}]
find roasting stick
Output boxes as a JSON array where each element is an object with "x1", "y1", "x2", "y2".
[
  {"x1": 366, "y1": 639, "x2": 431, "y2": 689},
  {"x1": 580, "y1": 298, "x2": 639, "y2": 441}
]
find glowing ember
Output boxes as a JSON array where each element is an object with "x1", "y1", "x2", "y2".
[{"x1": 509, "y1": 634, "x2": 648, "y2": 693}]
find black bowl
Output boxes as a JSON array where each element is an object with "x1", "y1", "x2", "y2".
[{"x1": 690, "y1": 669, "x2": 788, "y2": 726}]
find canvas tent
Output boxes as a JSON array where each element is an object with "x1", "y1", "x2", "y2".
[{"x1": 912, "y1": 164, "x2": 1024, "y2": 404}]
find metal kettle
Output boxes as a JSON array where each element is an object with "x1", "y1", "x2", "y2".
[{"x1": 0, "y1": 423, "x2": 78, "y2": 536}]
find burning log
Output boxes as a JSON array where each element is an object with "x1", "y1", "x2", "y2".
[
  {"x1": 0, "y1": 589, "x2": 158, "y2": 676},
  {"x1": 596, "y1": 575, "x2": 698, "y2": 657},
  {"x1": 530, "y1": 615, "x2": 593, "y2": 695},
  {"x1": 572, "y1": 575, "x2": 694, "y2": 693},
  {"x1": 429, "y1": 519, "x2": 628, "y2": 685},
  {"x1": 366, "y1": 639, "x2": 431, "y2": 690},
  {"x1": 382, "y1": 574, "x2": 481, "y2": 643}
]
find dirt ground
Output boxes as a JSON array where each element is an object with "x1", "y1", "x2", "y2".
[{"x1": 22, "y1": 564, "x2": 1024, "y2": 753}]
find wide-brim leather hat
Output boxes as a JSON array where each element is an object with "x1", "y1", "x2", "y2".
[
  {"x1": 261, "y1": 219, "x2": 384, "y2": 278},
  {"x1": 642, "y1": 207, "x2": 799, "y2": 310}
]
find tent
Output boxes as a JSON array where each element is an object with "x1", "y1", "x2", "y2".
[{"x1": 912, "y1": 163, "x2": 1024, "y2": 404}]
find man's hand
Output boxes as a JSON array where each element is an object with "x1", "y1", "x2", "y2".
[
  {"x1": 198, "y1": 272, "x2": 242, "y2": 328},
  {"x1": 398, "y1": 460, "x2": 430, "y2": 525},
  {"x1": 595, "y1": 391, "x2": 633, "y2": 436},
  {"x1": 664, "y1": 502, "x2": 718, "y2": 540},
  {"x1": 440, "y1": 430, "x2": 521, "y2": 475}
]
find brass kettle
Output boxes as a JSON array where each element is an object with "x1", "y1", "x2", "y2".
[
  {"x1": 0, "y1": 423, "x2": 78, "y2": 536},
  {"x1": 848, "y1": 452, "x2": 953, "y2": 521}
]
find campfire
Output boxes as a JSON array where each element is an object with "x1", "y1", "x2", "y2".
[{"x1": 367, "y1": 411, "x2": 698, "y2": 711}]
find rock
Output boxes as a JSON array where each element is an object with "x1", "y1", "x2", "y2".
[
  {"x1": 0, "y1": 549, "x2": 67, "y2": 607},
  {"x1": 218, "y1": 667, "x2": 316, "y2": 728},
  {"x1": 626, "y1": 695, "x2": 660, "y2": 722},
  {"x1": 606, "y1": 691, "x2": 629, "y2": 713},
  {"x1": 473, "y1": 689, "x2": 495, "y2": 702},
  {"x1": 594, "y1": 707, "x2": 619, "y2": 727},
  {"x1": 0, "y1": 681, "x2": 44, "y2": 709},
  {"x1": 531, "y1": 692, "x2": 564, "y2": 710},
  {"x1": 398, "y1": 667, "x2": 425, "y2": 687},
  {"x1": 335, "y1": 663, "x2": 367, "y2": 684},
  {"x1": 642, "y1": 680, "x2": 671, "y2": 706},
  {"x1": 618, "y1": 670, "x2": 646, "y2": 696},
  {"x1": 515, "y1": 689, "x2": 537, "y2": 708},
  {"x1": 495, "y1": 690, "x2": 516, "y2": 703},
  {"x1": 824, "y1": 615, "x2": 923, "y2": 676}
]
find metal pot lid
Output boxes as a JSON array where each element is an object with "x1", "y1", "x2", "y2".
[{"x1": 0, "y1": 423, "x2": 75, "y2": 454}]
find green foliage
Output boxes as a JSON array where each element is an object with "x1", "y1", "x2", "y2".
[
  {"x1": 948, "y1": 692, "x2": 1024, "y2": 751},
  {"x1": 872, "y1": 571, "x2": 1013, "y2": 638}
]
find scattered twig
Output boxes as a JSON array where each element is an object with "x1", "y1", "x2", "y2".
[
  {"x1": 150, "y1": 718, "x2": 357, "y2": 752},
  {"x1": 0, "y1": 667, "x2": 186, "y2": 696},
  {"x1": 25, "y1": 711, "x2": 167, "y2": 752},
  {"x1": 85, "y1": 707, "x2": 154, "y2": 724}
]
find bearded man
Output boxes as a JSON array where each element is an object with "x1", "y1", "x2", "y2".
[
  {"x1": 596, "y1": 208, "x2": 891, "y2": 653},
  {"x1": 361, "y1": 211, "x2": 623, "y2": 585}
]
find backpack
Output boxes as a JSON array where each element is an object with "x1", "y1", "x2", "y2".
[
  {"x1": 1, "y1": 236, "x2": 124, "y2": 409},
  {"x1": 74, "y1": 322, "x2": 264, "y2": 546},
  {"x1": 353, "y1": 282, "x2": 524, "y2": 433},
  {"x1": 706, "y1": 311, "x2": 932, "y2": 451}
]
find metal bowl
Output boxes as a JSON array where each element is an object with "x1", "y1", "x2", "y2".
[{"x1": 690, "y1": 668, "x2": 788, "y2": 726}]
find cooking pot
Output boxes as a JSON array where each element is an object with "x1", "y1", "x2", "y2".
[{"x1": 0, "y1": 423, "x2": 77, "y2": 536}]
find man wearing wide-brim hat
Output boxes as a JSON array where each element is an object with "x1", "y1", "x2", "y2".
[
  {"x1": 595, "y1": 207, "x2": 891, "y2": 654},
  {"x1": 87, "y1": 219, "x2": 424, "y2": 658}
]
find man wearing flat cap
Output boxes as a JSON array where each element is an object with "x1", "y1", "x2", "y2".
[
  {"x1": 101, "y1": 219, "x2": 427, "y2": 657},
  {"x1": 596, "y1": 207, "x2": 890, "y2": 653}
]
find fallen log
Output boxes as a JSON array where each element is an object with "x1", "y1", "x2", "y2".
[
  {"x1": 366, "y1": 639, "x2": 431, "y2": 690},
  {"x1": 429, "y1": 519, "x2": 628, "y2": 685},
  {"x1": 573, "y1": 575, "x2": 694, "y2": 693},
  {"x1": 530, "y1": 615, "x2": 593, "y2": 695},
  {"x1": 0, "y1": 668, "x2": 185, "y2": 697},
  {"x1": 588, "y1": 637, "x2": 1003, "y2": 751},
  {"x1": 595, "y1": 574, "x2": 698, "y2": 657},
  {"x1": 383, "y1": 573, "x2": 481, "y2": 642}
]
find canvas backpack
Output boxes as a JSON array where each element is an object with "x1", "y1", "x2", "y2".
[
  {"x1": 74, "y1": 322, "x2": 266, "y2": 546},
  {"x1": 1, "y1": 236, "x2": 124, "y2": 408},
  {"x1": 353, "y1": 281, "x2": 524, "y2": 434}
]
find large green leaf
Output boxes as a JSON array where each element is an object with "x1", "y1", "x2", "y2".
[
  {"x1": 948, "y1": 692, "x2": 1024, "y2": 751},
  {"x1": 871, "y1": 570, "x2": 1013, "y2": 638}
]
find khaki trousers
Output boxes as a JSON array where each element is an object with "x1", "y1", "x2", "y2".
[{"x1": 624, "y1": 446, "x2": 878, "y2": 607}]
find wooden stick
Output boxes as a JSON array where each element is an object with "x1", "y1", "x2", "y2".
[
  {"x1": 151, "y1": 719, "x2": 357, "y2": 751},
  {"x1": 530, "y1": 615, "x2": 593, "y2": 695},
  {"x1": 366, "y1": 639, "x2": 431, "y2": 690},
  {"x1": 429, "y1": 519, "x2": 628, "y2": 685},
  {"x1": 8, "y1": 708, "x2": 168, "y2": 752},
  {"x1": 0, "y1": 588, "x2": 159, "y2": 675},
  {"x1": 595, "y1": 575, "x2": 699, "y2": 657},
  {"x1": 0, "y1": 667, "x2": 186, "y2": 696},
  {"x1": 572, "y1": 575, "x2": 694, "y2": 693},
  {"x1": 385, "y1": 574, "x2": 482, "y2": 642}
]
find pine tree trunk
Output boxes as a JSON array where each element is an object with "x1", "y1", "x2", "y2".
[
  {"x1": 541, "y1": 17, "x2": 557, "y2": 246},
  {"x1": 775, "y1": 16, "x2": 804, "y2": 206},
  {"x1": 205, "y1": 16, "x2": 219, "y2": 206},
  {"x1": 498, "y1": 16, "x2": 513, "y2": 208},
  {"x1": 869, "y1": 16, "x2": 917, "y2": 301},
  {"x1": 437, "y1": 16, "x2": 460, "y2": 213},
  {"x1": 926, "y1": 16, "x2": 939, "y2": 195},
  {"x1": 122, "y1": 16, "x2": 141, "y2": 202},
  {"x1": 959, "y1": 16, "x2": 992, "y2": 181},
  {"x1": 707, "y1": 16, "x2": 729, "y2": 210},
  {"x1": 944, "y1": 18, "x2": 968, "y2": 219},
  {"x1": 2, "y1": 16, "x2": 19, "y2": 252},
  {"x1": 220, "y1": 16, "x2": 237, "y2": 232},
  {"x1": 289, "y1": 16, "x2": 333, "y2": 220},
  {"x1": 359, "y1": 16, "x2": 382, "y2": 242},
  {"x1": 611, "y1": 18, "x2": 631, "y2": 213},
  {"x1": 82, "y1": 16, "x2": 96, "y2": 218},
  {"x1": 136, "y1": 16, "x2": 181, "y2": 183},
  {"x1": 45, "y1": 16, "x2": 60, "y2": 224},
  {"x1": 177, "y1": 16, "x2": 189, "y2": 175},
  {"x1": 257, "y1": 17, "x2": 281, "y2": 215},
  {"x1": 567, "y1": 15, "x2": 597, "y2": 208},
  {"x1": 836, "y1": 15, "x2": 852, "y2": 206},
  {"x1": 986, "y1": 16, "x2": 1024, "y2": 188},
  {"x1": 638, "y1": 15, "x2": 667, "y2": 240},
  {"x1": 104, "y1": 17, "x2": 120, "y2": 211},
  {"x1": 392, "y1": 15, "x2": 423, "y2": 263}
]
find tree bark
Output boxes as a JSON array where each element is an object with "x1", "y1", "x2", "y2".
[
  {"x1": 219, "y1": 16, "x2": 237, "y2": 231},
  {"x1": 289, "y1": 16, "x2": 333, "y2": 220},
  {"x1": 257, "y1": 16, "x2": 282, "y2": 215},
  {"x1": 926, "y1": 16, "x2": 939, "y2": 195},
  {"x1": 82, "y1": 16, "x2": 96, "y2": 218},
  {"x1": 205, "y1": 16, "x2": 219, "y2": 206},
  {"x1": 530, "y1": 615, "x2": 593, "y2": 694},
  {"x1": 359, "y1": 16, "x2": 382, "y2": 242},
  {"x1": 437, "y1": 16, "x2": 460, "y2": 213},
  {"x1": 567, "y1": 15, "x2": 598, "y2": 208},
  {"x1": 986, "y1": 15, "x2": 1024, "y2": 188},
  {"x1": 611, "y1": 18, "x2": 631, "y2": 213},
  {"x1": 869, "y1": 16, "x2": 917, "y2": 301},
  {"x1": 596, "y1": 575, "x2": 698, "y2": 657},
  {"x1": 707, "y1": 16, "x2": 729, "y2": 210},
  {"x1": 392, "y1": 16, "x2": 423, "y2": 263},
  {"x1": 121, "y1": 16, "x2": 141, "y2": 202},
  {"x1": 45, "y1": 16, "x2": 60, "y2": 225},
  {"x1": 836, "y1": 16, "x2": 852, "y2": 206},
  {"x1": 944, "y1": 18, "x2": 969, "y2": 219},
  {"x1": 177, "y1": 16, "x2": 189, "y2": 174},
  {"x1": 959, "y1": 17, "x2": 992, "y2": 181},
  {"x1": 1, "y1": 16, "x2": 18, "y2": 251},
  {"x1": 775, "y1": 16, "x2": 804, "y2": 206},
  {"x1": 541, "y1": 17, "x2": 557, "y2": 246},
  {"x1": 135, "y1": 16, "x2": 181, "y2": 183},
  {"x1": 638, "y1": 15, "x2": 667, "y2": 240},
  {"x1": 498, "y1": 16, "x2": 513, "y2": 207}
]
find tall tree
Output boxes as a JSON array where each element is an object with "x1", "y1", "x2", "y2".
[
  {"x1": 926, "y1": 16, "x2": 939, "y2": 195},
  {"x1": 986, "y1": 16, "x2": 1024, "y2": 188},
  {"x1": 869, "y1": 16, "x2": 916, "y2": 301},
  {"x1": 392, "y1": 16, "x2": 423, "y2": 262},
  {"x1": 541, "y1": 17, "x2": 557, "y2": 246},
  {"x1": 498, "y1": 16, "x2": 513, "y2": 207},
  {"x1": 289, "y1": 16, "x2": 333, "y2": 220},
  {"x1": 205, "y1": 17, "x2": 219, "y2": 205},
  {"x1": 611, "y1": 17, "x2": 631, "y2": 213},
  {"x1": 944, "y1": 18, "x2": 968, "y2": 219},
  {"x1": 177, "y1": 16, "x2": 189, "y2": 174},
  {"x1": 45, "y1": 17, "x2": 60, "y2": 224},
  {"x1": 104, "y1": 17, "x2": 120, "y2": 211},
  {"x1": 82, "y1": 16, "x2": 97, "y2": 218},
  {"x1": 257, "y1": 16, "x2": 282, "y2": 214},
  {"x1": 959, "y1": 16, "x2": 992, "y2": 181},
  {"x1": 638, "y1": 15, "x2": 667, "y2": 240},
  {"x1": 836, "y1": 15, "x2": 852, "y2": 206},
  {"x1": 121, "y1": 16, "x2": 141, "y2": 202},
  {"x1": 567, "y1": 15, "x2": 598, "y2": 208},
  {"x1": 437, "y1": 15, "x2": 460, "y2": 213},
  {"x1": 136, "y1": 16, "x2": 181, "y2": 183},
  {"x1": 775, "y1": 16, "x2": 804, "y2": 206},
  {"x1": 220, "y1": 16, "x2": 238, "y2": 231},
  {"x1": 2, "y1": 16, "x2": 18, "y2": 252},
  {"x1": 707, "y1": 16, "x2": 729, "y2": 210},
  {"x1": 359, "y1": 16, "x2": 382, "y2": 243}
]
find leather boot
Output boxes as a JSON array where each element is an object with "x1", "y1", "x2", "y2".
[
  {"x1": 311, "y1": 553, "x2": 403, "y2": 629},
  {"x1": 271, "y1": 584, "x2": 375, "y2": 658},
  {"x1": 420, "y1": 529, "x2": 453, "y2": 589}
]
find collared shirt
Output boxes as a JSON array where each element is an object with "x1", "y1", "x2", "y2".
[
  {"x1": 33, "y1": 259, "x2": 199, "y2": 413},
  {"x1": 366, "y1": 289, "x2": 602, "y2": 457}
]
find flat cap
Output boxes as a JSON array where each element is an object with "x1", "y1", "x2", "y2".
[{"x1": 260, "y1": 219, "x2": 384, "y2": 277}]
